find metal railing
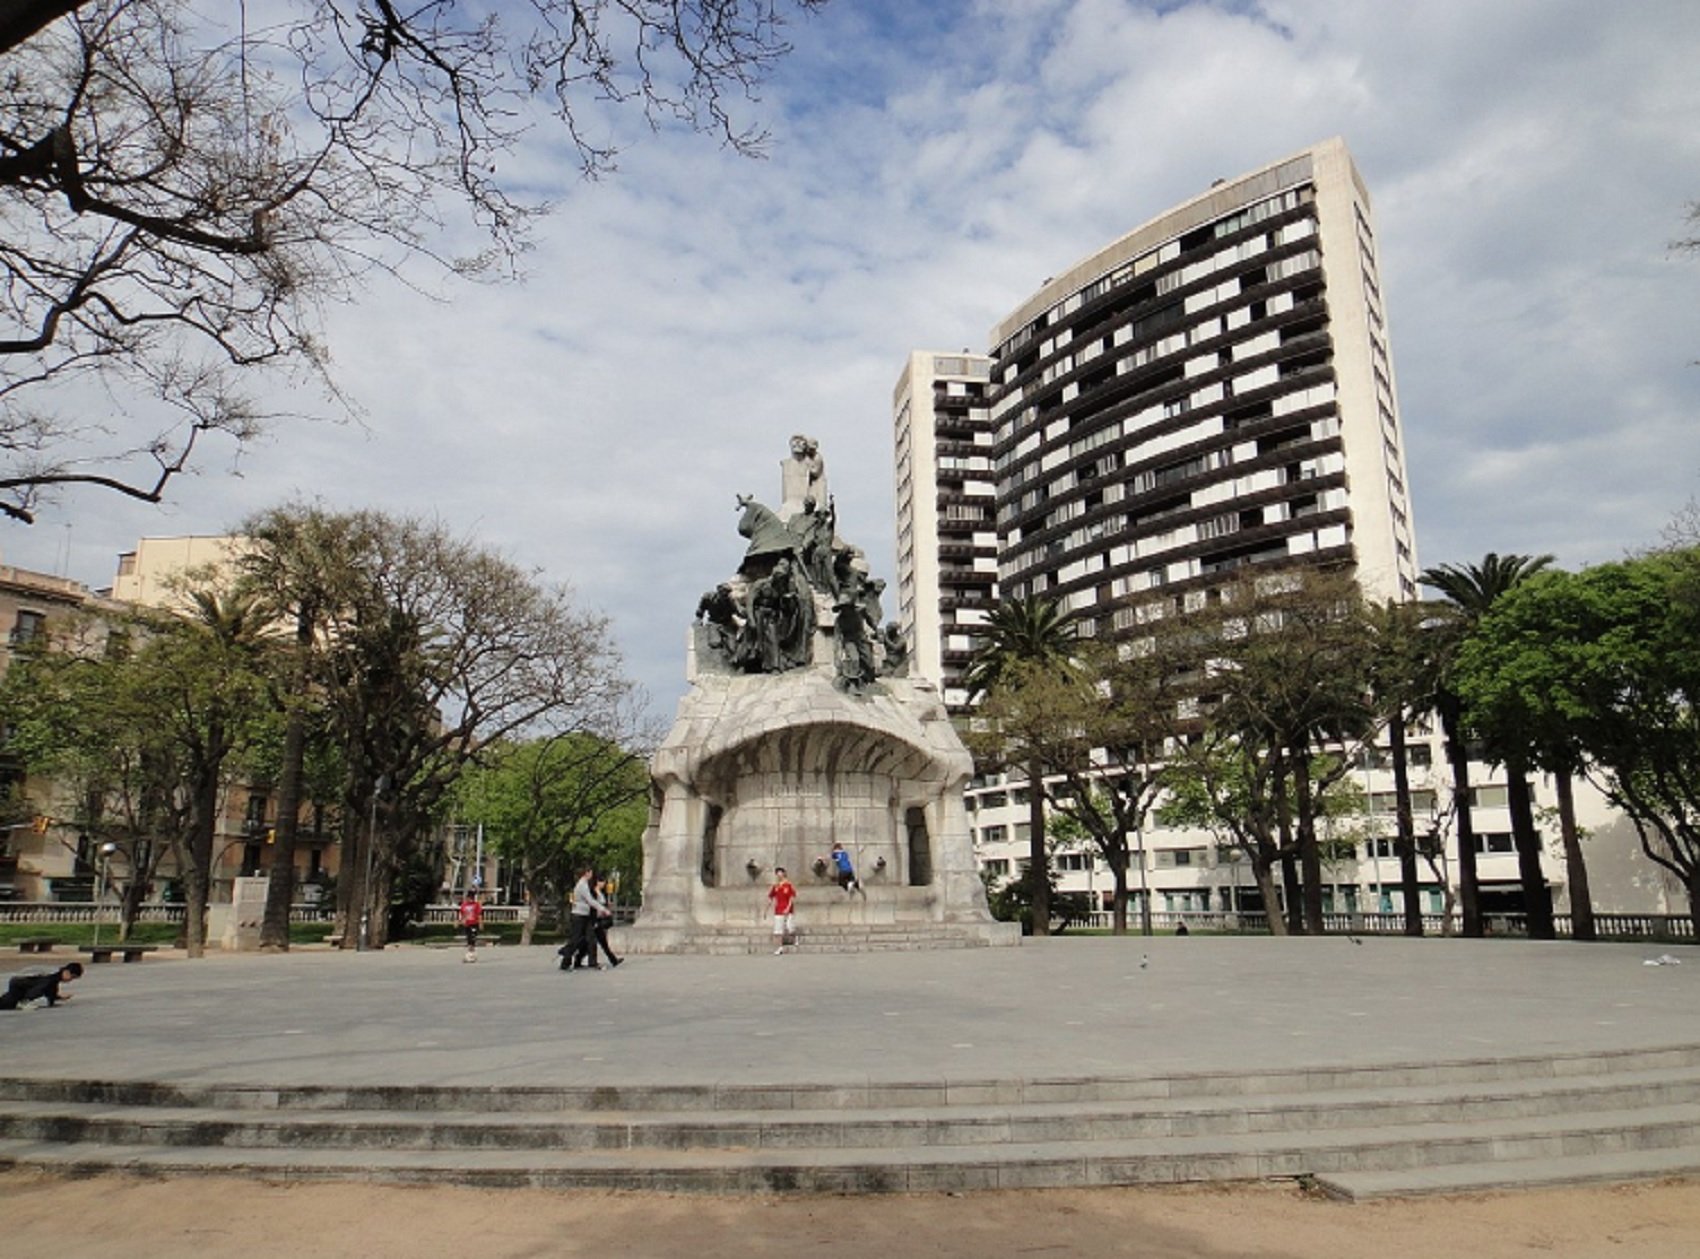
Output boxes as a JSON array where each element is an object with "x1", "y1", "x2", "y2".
[
  {"x1": 0, "y1": 901, "x2": 334, "y2": 925},
  {"x1": 1078, "y1": 909, "x2": 1695, "y2": 940}
]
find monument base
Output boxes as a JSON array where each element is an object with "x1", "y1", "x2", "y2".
[{"x1": 632, "y1": 662, "x2": 1019, "y2": 953}]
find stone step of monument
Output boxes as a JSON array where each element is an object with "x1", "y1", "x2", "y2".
[
  {"x1": 1313, "y1": 1146, "x2": 1700, "y2": 1201},
  {"x1": 643, "y1": 923, "x2": 1007, "y2": 954},
  {"x1": 5, "y1": 1043, "x2": 1697, "y2": 1114},
  {"x1": 3, "y1": 1049, "x2": 1700, "y2": 1194},
  {"x1": 1, "y1": 1100, "x2": 1698, "y2": 1194},
  {"x1": 2, "y1": 1065, "x2": 1697, "y2": 1154}
]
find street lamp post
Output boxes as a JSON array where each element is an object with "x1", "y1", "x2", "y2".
[
  {"x1": 358, "y1": 775, "x2": 390, "y2": 952},
  {"x1": 91, "y1": 841, "x2": 117, "y2": 948}
]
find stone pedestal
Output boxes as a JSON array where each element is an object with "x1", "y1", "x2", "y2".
[
  {"x1": 627, "y1": 662, "x2": 1017, "y2": 952},
  {"x1": 222, "y1": 876, "x2": 269, "y2": 952}
]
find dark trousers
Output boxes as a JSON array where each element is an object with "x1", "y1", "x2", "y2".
[
  {"x1": 593, "y1": 919, "x2": 620, "y2": 965},
  {"x1": 1, "y1": 974, "x2": 49, "y2": 1009},
  {"x1": 568, "y1": 913, "x2": 596, "y2": 968}
]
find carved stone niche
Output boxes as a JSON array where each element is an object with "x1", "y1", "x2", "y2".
[{"x1": 625, "y1": 665, "x2": 1017, "y2": 952}]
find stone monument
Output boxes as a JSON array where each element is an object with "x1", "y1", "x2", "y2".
[{"x1": 626, "y1": 439, "x2": 1018, "y2": 952}]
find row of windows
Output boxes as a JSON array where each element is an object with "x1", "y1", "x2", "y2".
[{"x1": 992, "y1": 187, "x2": 1311, "y2": 363}]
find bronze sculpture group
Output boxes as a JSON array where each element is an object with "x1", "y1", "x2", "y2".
[{"x1": 695, "y1": 437, "x2": 907, "y2": 694}]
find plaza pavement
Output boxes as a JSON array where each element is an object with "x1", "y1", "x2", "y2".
[{"x1": 4, "y1": 934, "x2": 1699, "y2": 1090}]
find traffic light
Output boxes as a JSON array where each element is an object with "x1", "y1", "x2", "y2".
[{"x1": 31, "y1": 815, "x2": 49, "y2": 834}]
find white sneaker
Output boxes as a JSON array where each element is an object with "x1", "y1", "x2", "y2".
[{"x1": 774, "y1": 946, "x2": 784, "y2": 955}]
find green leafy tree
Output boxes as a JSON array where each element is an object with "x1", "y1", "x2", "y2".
[
  {"x1": 1423, "y1": 553, "x2": 1556, "y2": 938},
  {"x1": 1455, "y1": 551, "x2": 1700, "y2": 936},
  {"x1": 453, "y1": 733, "x2": 649, "y2": 945},
  {"x1": 302, "y1": 511, "x2": 640, "y2": 948},
  {"x1": 135, "y1": 588, "x2": 275, "y2": 956},
  {"x1": 1363, "y1": 598, "x2": 1440, "y2": 936},
  {"x1": 1157, "y1": 736, "x2": 1288, "y2": 929},
  {"x1": 1451, "y1": 568, "x2": 1599, "y2": 942},
  {"x1": 963, "y1": 595, "x2": 1077, "y2": 936},
  {"x1": 1, "y1": 615, "x2": 186, "y2": 939},
  {"x1": 238, "y1": 505, "x2": 383, "y2": 950},
  {"x1": 968, "y1": 632, "x2": 1192, "y2": 935},
  {"x1": 1200, "y1": 569, "x2": 1377, "y2": 934}
]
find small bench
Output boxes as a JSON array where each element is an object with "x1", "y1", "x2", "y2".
[
  {"x1": 79, "y1": 944, "x2": 158, "y2": 964},
  {"x1": 17, "y1": 938, "x2": 60, "y2": 954}
]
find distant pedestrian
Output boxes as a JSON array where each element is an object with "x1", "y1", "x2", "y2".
[
  {"x1": 563, "y1": 865, "x2": 607, "y2": 971},
  {"x1": 591, "y1": 876, "x2": 623, "y2": 968},
  {"x1": 457, "y1": 890, "x2": 484, "y2": 962},
  {"x1": 1, "y1": 962, "x2": 82, "y2": 1010},
  {"x1": 829, "y1": 842, "x2": 861, "y2": 896},
  {"x1": 768, "y1": 867, "x2": 797, "y2": 954}
]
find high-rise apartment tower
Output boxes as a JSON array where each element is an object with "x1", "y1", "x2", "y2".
[
  {"x1": 987, "y1": 137, "x2": 1418, "y2": 632},
  {"x1": 892, "y1": 351, "x2": 999, "y2": 711}
]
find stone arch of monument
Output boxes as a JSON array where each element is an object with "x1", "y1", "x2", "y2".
[{"x1": 628, "y1": 667, "x2": 1011, "y2": 950}]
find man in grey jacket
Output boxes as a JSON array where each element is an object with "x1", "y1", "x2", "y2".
[{"x1": 562, "y1": 865, "x2": 608, "y2": 971}]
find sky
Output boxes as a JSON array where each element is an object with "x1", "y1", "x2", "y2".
[{"x1": 5, "y1": 0, "x2": 1700, "y2": 722}]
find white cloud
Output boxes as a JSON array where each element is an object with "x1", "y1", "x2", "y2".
[{"x1": 6, "y1": 0, "x2": 1699, "y2": 715}]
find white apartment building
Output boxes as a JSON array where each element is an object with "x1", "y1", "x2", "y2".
[
  {"x1": 897, "y1": 139, "x2": 1676, "y2": 924},
  {"x1": 892, "y1": 351, "x2": 999, "y2": 712}
]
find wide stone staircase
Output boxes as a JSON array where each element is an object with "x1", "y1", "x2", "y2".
[
  {"x1": 3, "y1": 1044, "x2": 1699, "y2": 1197},
  {"x1": 648, "y1": 922, "x2": 1011, "y2": 954}
]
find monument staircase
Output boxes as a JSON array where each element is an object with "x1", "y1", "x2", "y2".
[{"x1": 4, "y1": 1043, "x2": 1700, "y2": 1198}]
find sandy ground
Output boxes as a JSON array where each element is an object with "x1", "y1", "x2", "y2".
[{"x1": 3, "y1": 1172, "x2": 1699, "y2": 1258}]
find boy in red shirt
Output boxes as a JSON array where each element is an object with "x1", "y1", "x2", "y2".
[
  {"x1": 767, "y1": 867, "x2": 797, "y2": 955},
  {"x1": 458, "y1": 891, "x2": 483, "y2": 963}
]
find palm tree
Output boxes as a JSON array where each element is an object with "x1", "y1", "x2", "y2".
[
  {"x1": 173, "y1": 589, "x2": 270, "y2": 958},
  {"x1": 964, "y1": 595, "x2": 1077, "y2": 937},
  {"x1": 1364, "y1": 598, "x2": 1438, "y2": 936},
  {"x1": 238, "y1": 505, "x2": 379, "y2": 951},
  {"x1": 1422, "y1": 553, "x2": 1555, "y2": 939}
]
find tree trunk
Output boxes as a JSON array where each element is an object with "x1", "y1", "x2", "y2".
[
  {"x1": 184, "y1": 757, "x2": 219, "y2": 959},
  {"x1": 1506, "y1": 763, "x2": 1555, "y2": 939},
  {"x1": 369, "y1": 859, "x2": 395, "y2": 948},
  {"x1": 1555, "y1": 770, "x2": 1596, "y2": 942},
  {"x1": 1688, "y1": 864, "x2": 1700, "y2": 946},
  {"x1": 1438, "y1": 693, "x2": 1482, "y2": 937},
  {"x1": 521, "y1": 886, "x2": 540, "y2": 947},
  {"x1": 1109, "y1": 847, "x2": 1128, "y2": 935},
  {"x1": 260, "y1": 605, "x2": 314, "y2": 950},
  {"x1": 118, "y1": 870, "x2": 144, "y2": 943},
  {"x1": 1024, "y1": 757, "x2": 1049, "y2": 937},
  {"x1": 334, "y1": 811, "x2": 359, "y2": 948},
  {"x1": 1389, "y1": 711, "x2": 1424, "y2": 936},
  {"x1": 1295, "y1": 750, "x2": 1324, "y2": 936},
  {"x1": 1252, "y1": 855, "x2": 1287, "y2": 936}
]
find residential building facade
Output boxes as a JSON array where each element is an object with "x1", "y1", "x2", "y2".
[
  {"x1": 892, "y1": 351, "x2": 999, "y2": 711},
  {"x1": 0, "y1": 562, "x2": 128, "y2": 900},
  {"x1": 0, "y1": 541, "x2": 342, "y2": 908},
  {"x1": 900, "y1": 139, "x2": 1671, "y2": 923}
]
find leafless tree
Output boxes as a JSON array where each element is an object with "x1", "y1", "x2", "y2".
[{"x1": 1, "y1": 0, "x2": 823, "y2": 522}]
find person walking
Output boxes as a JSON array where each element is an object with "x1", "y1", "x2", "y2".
[
  {"x1": 591, "y1": 876, "x2": 623, "y2": 968},
  {"x1": 767, "y1": 866, "x2": 797, "y2": 954},
  {"x1": 457, "y1": 889, "x2": 483, "y2": 963},
  {"x1": 563, "y1": 864, "x2": 607, "y2": 971},
  {"x1": 829, "y1": 842, "x2": 862, "y2": 896}
]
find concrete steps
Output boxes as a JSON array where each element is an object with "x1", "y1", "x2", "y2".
[
  {"x1": 2, "y1": 1045, "x2": 1697, "y2": 1195},
  {"x1": 642, "y1": 923, "x2": 1003, "y2": 954}
]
